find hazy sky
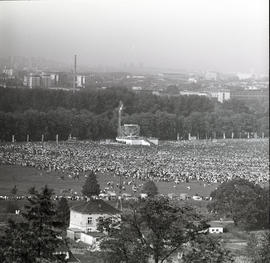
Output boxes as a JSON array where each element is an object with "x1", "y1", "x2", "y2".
[{"x1": 0, "y1": 0, "x2": 268, "y2": 73}]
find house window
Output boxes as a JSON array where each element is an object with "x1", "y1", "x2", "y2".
[{"x1": 87, "y1": 217, "x2": 92, "y2": 225}]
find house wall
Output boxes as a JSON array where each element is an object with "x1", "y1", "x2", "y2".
[
  {"x1": 69, "y1": 210, "x2": 119, "y2": 232},
  {"x1": 80, "y1": 233, "x2": 95, "y2": 245},
  {"x1": 209, "y1": 227, "x2": 223, "y2": 234}
]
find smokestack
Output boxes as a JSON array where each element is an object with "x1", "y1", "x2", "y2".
[{"x1": 73, "y1": 55, "x2": 77, "y2": 92}]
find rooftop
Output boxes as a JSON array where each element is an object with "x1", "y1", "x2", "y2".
[{"x1": 71, "y1": 199, "x2": 120, "y2": 215}]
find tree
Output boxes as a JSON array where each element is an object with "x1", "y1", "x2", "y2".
[
  {"x1": 182, "y1": 234, "x2": 234, "y2": 263},
  {"x1": 10, "y1": 185, "x2": 18, "y2": 196},
  {"x1": 28, "y1": 186, "x2": 38, "y2": 195},
  {"x1": 0, "y1": 185, "x2": 66, "y2": 263},
  {"x1": 82, "y1": 170, "x2": 100, "y2": 198},
  {"x1": 5, "y1": 200, "x2": 19, "y2": 213},
  {"x1": 7, "y1": 185, "x2": 19, "y2": 213},
  {"x1": 98, "y1": 197, "x2": 219, "y2": 263},
  {"x1": 141, "y1": 180, "x2": 158, "y2": 197},
  {"x1": 208, "y1": 179, "x2": 269, "y2": 229},
  {"x1": 247, "y1": 231, "x2": 270, "y2": 263},
  {"x1": 56, "y1": 197, "x2": 70, "y2": 229}
]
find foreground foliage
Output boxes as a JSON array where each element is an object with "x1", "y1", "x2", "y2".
[
  {"x1": 98, "y1": 197, "x2": 233, "y2": 263},
  {"x1": 247, "y1": 231, "x2": 270, "y2": 263},
  {"x1": 208, "y1": 179, "x2": 269, "y2": 230},
  {"x1": 0, "y1": 186, "x2": 66, "y2": 263}
]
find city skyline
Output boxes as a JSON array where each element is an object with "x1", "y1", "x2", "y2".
[{"x1": 0, "y1": 0, "x2": 269, "y2": 74}]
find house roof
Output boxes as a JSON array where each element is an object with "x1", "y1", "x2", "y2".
[
  {"x1": 71, "y1": 199, "x2": 121, "y2": 215},
  {"x1": 85, "y1": 231, "x2": 105, "y2": 238},
  {"x1": 208, "y1": 221, "x2": 226, "y2": 228}
]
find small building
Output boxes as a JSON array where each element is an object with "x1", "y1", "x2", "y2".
[
  {"x1": 69, "y1": 199, "x2": 120, "y2": 232},
  {"x1": 208, "y1": 221, "x2": 224, "y2": 234},
  {"x1": 67, "y1": 199, "x2": 121, "y2": 247}
]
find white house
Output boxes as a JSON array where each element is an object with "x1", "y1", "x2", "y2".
[
  {"x1": 208, "y1": 221, "x2": 224, "y2": 234},
  {"x1": 67, "y1": 199, "x2": 121, "y2": 247}
]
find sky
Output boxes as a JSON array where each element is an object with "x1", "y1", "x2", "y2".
[{"x1": 0, "y1": 0, "x2": 269, "y2": 73}]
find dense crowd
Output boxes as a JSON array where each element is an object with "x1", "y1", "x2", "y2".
[{"x1": 0, "y1": 139, "x2": 269, "y2": 186}]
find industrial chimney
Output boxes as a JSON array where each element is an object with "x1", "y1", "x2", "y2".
[{"x1": 73, "y1": 54, "x2": 77, "y2": 92}]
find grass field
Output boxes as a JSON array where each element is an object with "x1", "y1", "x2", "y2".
[{"x1": 0, "y1": 165, "x2": 219, "y2": 197}]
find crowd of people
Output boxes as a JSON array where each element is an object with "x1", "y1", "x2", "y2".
[{"x1": 0, "y1": 139, "x2": 268, "y2": 187}]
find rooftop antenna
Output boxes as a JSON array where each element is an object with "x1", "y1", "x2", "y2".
[{"x1": 73, "y1": 54, "x2": 77, "y2": 93}]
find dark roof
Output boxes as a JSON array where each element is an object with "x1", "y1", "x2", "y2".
[
  {"x1": 71, "y1": 199, "x2": 120, "y2": 215},
  {"x1": 85, "y1": 231, "x2": 105, "y2": 238}
]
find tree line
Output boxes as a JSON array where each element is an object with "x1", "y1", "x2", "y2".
[{"x1": 0, "y1": 87, "x2": 268, "y2": 141}]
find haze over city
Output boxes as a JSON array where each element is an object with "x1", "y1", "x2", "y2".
[{"x1": 0, "y1": 0, "x2": 268, "y2": 74}]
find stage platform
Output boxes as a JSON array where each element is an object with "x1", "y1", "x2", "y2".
[{"x1": 116, "y1": 137, "x2": 158, "y2": 146}]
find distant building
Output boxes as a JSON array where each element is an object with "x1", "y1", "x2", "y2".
[
  {"x1": 188, "y1": 77, "x2": 197, "y2": 83},
  {"x1": 180, "y1": 90, "x2": 208, "y2": 97},
  {"x1": 236, "y1": 72, "x2": 255, "y2": 80},
  {"x1": 180, "y1": 90, "x2": 230, "y2": 103},
  {"x1": 29, "y1": 73, "x2": 41, "y2": 88},
  {"x1": 24, "y1": 72, "x2": 62, "y2": 88},
  {"x1": 50, "y1": 73, "x2": 59, "y2": 86},
  {"x1": 3, "y1": 67, "x2": 14, "y2": 78},
  {"x1": 41, "y1": 72, "x2": 51, "y2": 88},
  {"x1": 76, "y1": 75, "x2": 86, "y2": 88},
  {"x1": 209, "y1": 90, "x2": 230, "y2": 103}
]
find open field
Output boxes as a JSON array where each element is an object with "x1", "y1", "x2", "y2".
[
  {"x1": 0, "y1": 165, "x2": 219, "y2": 197},
  {"x1": 0, "y1": 138, "x2": 268, "y2": 198}
]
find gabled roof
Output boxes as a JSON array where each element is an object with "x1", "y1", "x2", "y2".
[{"x1": 71, "y1": 199, "x2": 120, "y2": 215}]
